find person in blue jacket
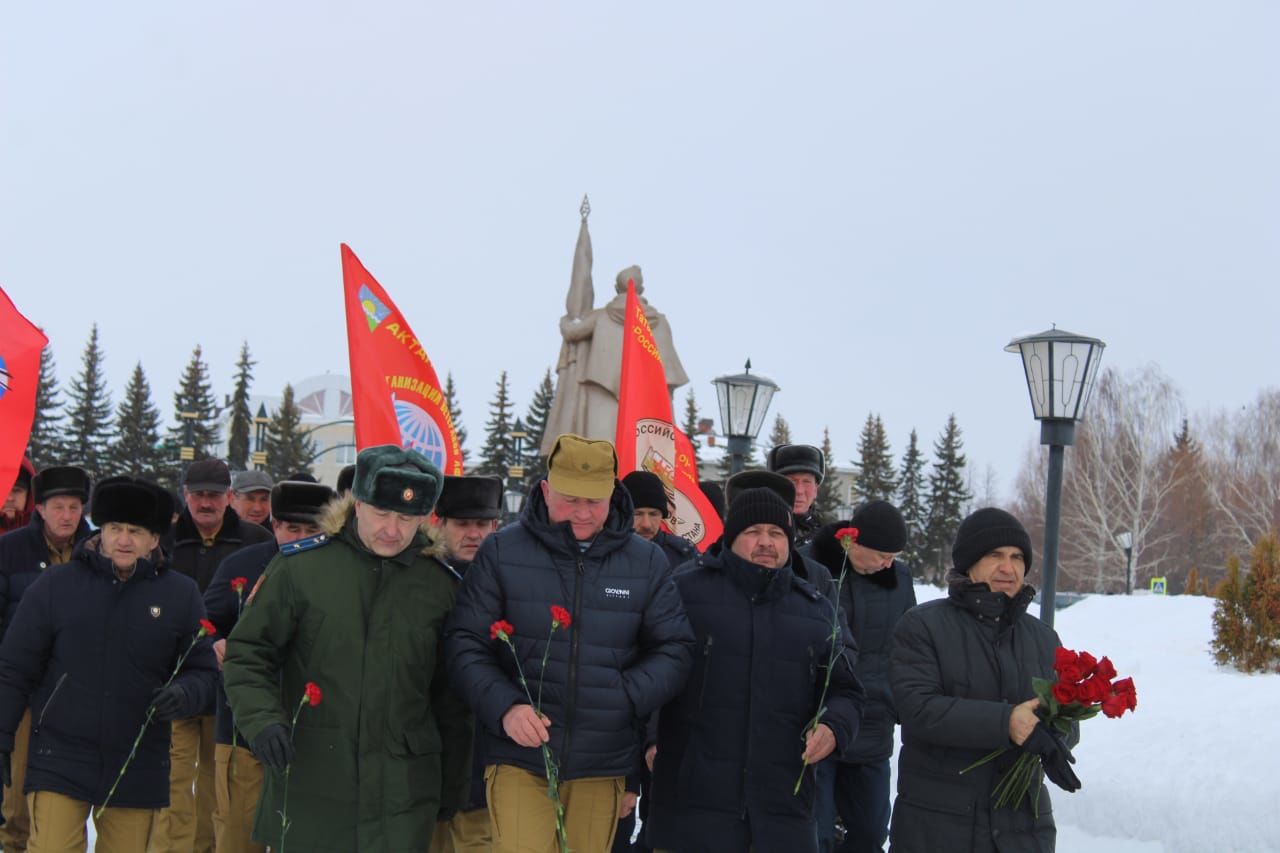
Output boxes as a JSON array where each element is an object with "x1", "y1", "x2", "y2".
[{"x1": 0, "y1": 476, "x2": 217, "y2": 851}]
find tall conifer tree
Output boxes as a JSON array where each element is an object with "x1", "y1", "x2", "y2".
[
  {"x1": 924, "y1": 414, "x2": 972, "y2": 583},
  {"x1": 169, "y1": 345, "x2": 221, "y2": 459},
  {"x1": 897, "y1": 429, "x2": 927, "y2": 571},
  {"x1": 107, "y1": 363, "x2": 166, "y2": 479},
  {"x1": 681, "y1": 389, "x2": 703, "y2": 466},
  {"x1": 28, "y1": 344, "x2": 65, "y2": 467},
  {"x1": 226, "y1": 342, "x2": 255, "y2": 470},
  {"x1": 264, "y1": 385, "x2": 316, "y2": 480},
  {"x1": 443, "y1": 372, "x2": 469, "y2": 465},
  {"x1": 813, "y1": 426, "x2": 842, "y2": 519},
  {"x1": 767, "y1": 414, "x2": 793, "y2": 451},
  {"x1": 853, "y1": 413, "x2": 897, "y2": 501},
  {"x1": 63, "y1": 324, "x2": 113, "y2": 478},
  {"x1": 522, "y1": 368, "x2": 555, "y2": 485},
  {"x1": 476, "y1": 372, "x2": 514, "y2": 478}
]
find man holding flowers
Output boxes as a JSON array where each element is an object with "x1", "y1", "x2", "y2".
[
  {"x1": 889, "y1": 508, "x2": 1078, "y2": 852},
  {"x1": 223, "y1": 446, "x2": 472, "y2": 852}
]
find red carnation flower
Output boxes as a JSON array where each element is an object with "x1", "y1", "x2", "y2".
[
  {"x1": 550, "y1": 606, "x2": 571, "y2": 629},
  {"x1": 304, "y1": 682, "x2": 323, "y2": 707},
  {"x1": 835, "y1": 527, "x2": 860, "y2": 548},
  {"x1": 230, "y1": 576, "x2": 248, "y2": 593},
  {"x1": 490, "y1": 620, "x2": 515, "y2": 641},
  {"x1": 199, "y1": 619, "x2": 217, "y2": 637}
]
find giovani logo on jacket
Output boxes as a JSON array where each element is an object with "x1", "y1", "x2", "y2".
[{"x1": 604, "y1": 587, "x2": 631, "y2": 600}]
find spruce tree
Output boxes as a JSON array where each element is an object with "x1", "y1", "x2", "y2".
[
  {"x1": 476, "y1": 371, "x2": 514, "y2": 478},
  {"x1": 853, "y1": 413, "x2": 897, "y2": 502},
  {"x1": 897, "y1": 429, "x2": 928, "y2": 571},
  {"x1": 28, "y1": 344, "x2": 65, "y2": 467},
  {"x1": 443, "y1": 372, "x2": 469, "y2": 465},
  {"x1": 522, "y1": 368, "x2": 555, "y2": 485},
  {"x1": 169, "y1": 345, "x2": 222, "y2": 459},
  {"x1": 226, "y1": 341, "x2": 255, "y2": 470},
  {"x1": 681, "y1": 389, "x2": 702, "y2": 465},
  {"x1": 767, "y1": 414, "x2": 793, "y2": 451},
  {"x1": 264, "y1": 385, "x2": 316, "y2": 480},
  {"x1": 107, "y1": 363, "x2": 167, "y2": 479},
  {"x1": 813, "y1": 426, "x2": 842, "y2": 519},
  {"x1": 63, "y1": 324, "x2": 114, "y2": 479},
  {"x1": 923, "y1": 414, "x2": 972, "y2": 584}
]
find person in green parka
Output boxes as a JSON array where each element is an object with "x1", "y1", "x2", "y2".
[{"x1": 222, "y1": 445, "x2": 472, "y2": 853}]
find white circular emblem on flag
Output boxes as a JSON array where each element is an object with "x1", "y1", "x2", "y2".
[{"x1": 394, "y1": 398, "x2": 447, "y2": 469}]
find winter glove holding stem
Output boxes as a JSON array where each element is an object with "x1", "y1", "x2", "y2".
[
  {"x1": 1022, "y1": 722, "x2": 1081, "y2": 793},
  {"x1": 253, "y1": 723, "x2": 295, "y2": 770}
]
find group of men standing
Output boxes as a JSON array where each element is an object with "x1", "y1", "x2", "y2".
[{"x1": 0, "y1": 434, "x2": 1078, "y2": 852}]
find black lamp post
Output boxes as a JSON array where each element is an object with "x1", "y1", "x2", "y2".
[
  {"x1": 252, "y1": 403, "x2": 270, "y2": 471},
  {"x1": 1116, "y1": 530, "x2": 1134, "y2": 595},
  {"x1": 1006, "y1": 327, "x2": 1106, "y2": 627},
  {"x1": 503, "y1": 419, "x2": 529, "y2": 524},
  {"x1": 179, "y1": 410, "x2": 198, "y2": 473},
  {"x1": 711, "y1": 360, "x2": 779, "y2": 475},
  {"x1": 502, "y1": 488, "x2": 525, "y2": 525}
]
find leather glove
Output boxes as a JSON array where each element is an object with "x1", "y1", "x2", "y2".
[
  {"x1": 252, "y1": 723, "x2": 295, "y2": 771},
  {"x1": 1022, "y1": 722, "x2": 1082, "y2": 793},
  {"x1": 149, "y1": 683, "x2": 189, "y2": 722},
  {"x1": 0, "y1": 751, "x2": 10, "y2": 789}
]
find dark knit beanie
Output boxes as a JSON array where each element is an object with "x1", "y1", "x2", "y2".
[
  {"x1": 621, "y1": 471, "x2": 669, "y2": 517},
  {"x1": 951, "y1": 507, "x2": 1034, "y2": 575},
  {"x1": 851, "y1": 500, "x2": 907, "y2": 553},
  {"x1": 336, "y1": 464, "x2": 356, "y2": 495},
  {"x1": 724, "y1": 487, "x2": 794, "y2": 547},
  {"x1": 699, "y1": 481, "x2": 726, "y2": 520}
]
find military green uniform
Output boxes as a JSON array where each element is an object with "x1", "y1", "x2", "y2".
[{"x1": 223, "y1": 498, "x2": 471, "y2": 852}]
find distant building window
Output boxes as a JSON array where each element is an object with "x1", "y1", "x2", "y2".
[
  {"x1": 298, "y1": 390, "x2": 325, "y2": 417},
  {"x1": 335, "y1": 444, "x2": 357, "y2": 464}
]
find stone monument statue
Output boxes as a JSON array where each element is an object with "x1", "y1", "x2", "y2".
[{"x1": 542, "y1": 199, "x2": 689, "y2": 455}]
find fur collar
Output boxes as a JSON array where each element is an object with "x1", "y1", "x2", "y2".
[{"x1": 318, "y1": 493, "x2": 446, "y2": 559}]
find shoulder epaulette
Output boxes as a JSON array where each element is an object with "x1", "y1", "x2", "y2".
[
  {"x1": 435, "y1": 557, "x2": 464, "y2": 584},
  {"x1": 279, "y1": 533, "x2": 331, "y2": 556}
]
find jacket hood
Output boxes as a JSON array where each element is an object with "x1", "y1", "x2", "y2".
[
  {"x1": 518, "y1": 477, "x2": 636, "y2": 557},
  {"x1": 319, "y1": 492, "x2": 446, "y2": 559},
  {"x1": 946, "y1": 568, "x2": 1035, "y2": 622}
]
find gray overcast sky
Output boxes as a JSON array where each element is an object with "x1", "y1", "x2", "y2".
[{"x1": 3, "y1": 2, "x2": 1277, "y2": 498}]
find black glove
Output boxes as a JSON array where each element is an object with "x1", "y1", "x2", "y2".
[
  {"x1": 0, "y1": 751, "x2": 10, "y2": 789},
  {"x1": 149, "y1": 683, "x2": 189, "y2": 722},
  {"x1": 253, "y1": 723, "x2": 295, "y2": 771},
  {"x1": 1022, "y1": 722, "x2": 1081, "y2": 793}
]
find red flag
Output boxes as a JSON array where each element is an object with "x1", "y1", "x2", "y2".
[
  {"x1": 0, "y1": 287, "x2": 47, "y2": 495},
  {"x1": 615, "y1": 280, "x2": 723, "y2": 551},
  {"x1": 340, "y1": 244, "x2": 463, "y2": 475}
]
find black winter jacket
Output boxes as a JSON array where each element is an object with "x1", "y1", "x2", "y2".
[
  {"x1": 653, "y1": 530, "x2": 696, "y2": 570},
  {"x1": 646, "y1": 548, "x2": 865, "y2": 853},
  {"x1": 204, "y1": 539, "x2": 278, "y2": 746},
  {"x1": 0, "y1": 541, "x2": 217, "y2": 808},
  {"x1": 0, "y1": 512, "x2": 92, "y2": 642},
  {"x1": 164, "y1": 506, "x2": 273, "y2": 594},
  {"x1": 445, "y1": 481, "x2": 695, "y2": 781},
  {"x1": 808, "y1": 523, "x2": 917, "y2": 763},
  {"x1": 889, "y1": 574, "x2": 1065, "y2": 853}
]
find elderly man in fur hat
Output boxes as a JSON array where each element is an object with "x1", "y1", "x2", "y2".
[
  {"x1": 223, "y1": 446, "x2": 472, "y2": 852},
  {"x1": 0, "y1": 476, "x2": 217, "y2": 850}
]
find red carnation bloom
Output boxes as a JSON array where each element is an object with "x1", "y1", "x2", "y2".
[
  {"x1": 199, "y1": 619, "x2": 217, "y2": 637},
  {"x1": 304, "y1": 682, "x2": 323, "y2": 707},
  {"x1": 835, "y1": 527, "x2": 860, "y2": 547},
  {"x1": 550, "y1": 605, "x2": 571, "y2": 629},
  {"x1": 230, "y1": 577, "x2": 248, "y2": 594},
  {"x1": 1051, "y1": 681, "x2": 1077, "y2": 705},
  {"x1": 490, "y1": 620, "x2": 515, "y2": 641}
]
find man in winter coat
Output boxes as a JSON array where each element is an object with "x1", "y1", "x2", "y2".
[
  {"x1": 223, "y1": 446, "x2": 472, "y2": 852},
  {"x1": 0, "y1": 458, "x2": 35, "y2": 537},
  {"x1": 429, "y1": 474, "x2": 503, "y2": 853},
  {"x1": 807, "y1": 501, "x2": 916, "y2": 853},
  {"x1": 155, "y1": 457, "x2": 272, "y2": 853},
  {"x1": 446, "y1": 433, "x2": 695, "y2": 853},
  {"x1": 889, "y1": 508, "x2": 1080, "y2": 853},
  {"x1": 203, "y1": 480, "x2": 334, "y2": 853},
  {"x1": 646, "y1": 487, "x2": 864, "y2": 853},
  {"x1": 621, "y1": 470, "x2": 695, "y2": 570},
  {"x1": 0, "y1": 476, "x2": 217, "y2": 850},
  {"x1": 0, "y1": 465, "x2": 93, "y2": 851},
  {"x1": 767, "y1": 444, "x2": 826, "y2": 548},
  {"x1": 229, "y1": 470, "x2": 274, "y2": 529}
]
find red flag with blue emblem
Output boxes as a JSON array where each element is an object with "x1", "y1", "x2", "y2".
[
  {"x1": 340, "y1": 244, "x2": 463, "y2": 475},
  {"x1": 0, "y1": 287, "x2": 47, "y2": 495}
]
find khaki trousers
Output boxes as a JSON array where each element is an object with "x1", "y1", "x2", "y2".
[
  {"x1": 486, "y1": 764, "x2": 622, "y2": 853},
  {"x1": 26, "y1": 790, "x2": 153, "y2": 853},
  {"x1": 0, "y1": 709, "x2": 32, "y2": 851},
  {"x1": 150, "y1": 715, "x2": 216, "y2": 853},
  {"x1": 212, "y1": 744, "x2": 265, "y2": 853},
  {"x1": 430, "y1": 807, "x2": 492, "y2": 853}
]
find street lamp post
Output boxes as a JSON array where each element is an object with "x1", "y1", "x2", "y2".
[
  {"x1": 503, "y1": 420, "x2": 529, "y2": 524},
  {"x1": 179, "y1": 410, "x2": 198, "y2": 464},
  {"x1": 252, "y1": 403, "x2": 270, "y2": 471},
  {"x1": 1116, "y1": 530, "x2": 1134, "y2": 595},
  {"x1": 711, "y1": 360, "x2": 779, "y2": 476},
  {"x1": 1006, "y1": 327, "x2": 1106, "y2": 627}
]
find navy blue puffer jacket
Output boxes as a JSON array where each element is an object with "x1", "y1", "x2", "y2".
[{"x1": 445, "y1": 481, "x2": 695, "y2": 781}]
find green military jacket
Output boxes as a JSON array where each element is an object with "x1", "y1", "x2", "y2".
[{"x1": 223, "y1": 496, "x2": 471, "y2": 852}]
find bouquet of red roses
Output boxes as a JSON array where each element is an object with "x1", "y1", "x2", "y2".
[{"x1": 963, "y1": 646, "x2": 1137, "y2": 815}]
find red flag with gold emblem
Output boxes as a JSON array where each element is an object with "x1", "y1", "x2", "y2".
[
  {"x1": 340, "y1": 244, "x2": 463, "y2": 475},
  {"x1": 0, "y1": 287, "x2": 47, "y2": 495},
  {"x1": 615, "y1": 279, "x2": 722, "y2": 551}
]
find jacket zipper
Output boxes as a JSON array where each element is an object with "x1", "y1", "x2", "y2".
[
  {"x1": 35, "y1": 672, "x2": 69, "y2": 733},
  {"x1": 560, "y1": 554, "x2": 586, "y2": 776},
  {"x1": 697, "y1": 635, "x2": 715, "y2": 711}
]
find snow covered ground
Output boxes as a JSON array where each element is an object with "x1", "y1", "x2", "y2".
[{"x1": 906, "y1": 584, "x2": 1280, "y2": 853}]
